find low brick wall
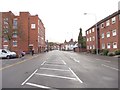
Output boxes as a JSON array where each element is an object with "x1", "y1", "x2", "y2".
[{"x1": 74, "y1": 47, "x2": 86, "y2": 52}]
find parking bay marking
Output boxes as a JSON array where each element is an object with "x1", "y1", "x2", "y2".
[
  {"x1": 62, "y1": 60, "x2": 66, "y2": 65},
  {"x1": 41, "y1": 61, "x2": 46, "y2": 66},
  {"x1": 26, "y1": 82, "x2": 51, "y2": 89},
  {"x1": 35, "y1": 73, "x2": 77, "y2": 81},
  {"x1": 21, "y1": 69, "x2": 38, "y2": 85},
  {"x1": 102, "y1": 64, "x2": 119, "y2": 71},
  {"x1": 69, "y1": 68, "x2": 83, "y2": 83},
  {"x1": 40, "y1": 67, "x2": 70, "y2": 72}
]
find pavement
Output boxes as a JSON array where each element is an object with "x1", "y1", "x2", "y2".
[{"x1": 1, "y1": 50, "x2": 119, "y2": 89}]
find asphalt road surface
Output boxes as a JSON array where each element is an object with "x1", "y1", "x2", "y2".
[{"x1": 0, "y1": 50, "x2": 119, "y2": 89}]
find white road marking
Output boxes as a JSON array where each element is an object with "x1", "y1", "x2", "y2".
[
  {"x1": 35, "y1": 73, "x2": 77, "y2": 81},
  {"x1": 62, "y1": 60, "x2": 66, "y2": 65},
  {"x1": 73, "y1": 58, "x2": 80, "y2": 63},
  {"x1": 26, "y1": 82, "x2": 51, "y2": 89},
  {"x1": 95, "y1": 58, "x2": 111, "y2": 62},
  {"x1": 70, "y1": 56, "x2": 80, "y2": 63},
  {"x1": 102, "y1": 64, "x2": 119, "y2": 71},
  {"x1": 69, "y1": 68, "x2": 83, "y2": 83},
  {"x1": 40, "y1": 67, "x2": 70, "y2": 72},
  {"x1": 41, "y1": 61, "x2": 46, "y2": 66},
  {"x1": 44, "y1": 63, "x2": 64, "y2": 66},
  {"x1": 21, "y1": 69, "x2": 38, "y2": 85}
]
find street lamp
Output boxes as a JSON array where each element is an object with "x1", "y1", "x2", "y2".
[{"x1": 84, "y1": 13, "x2": 99, "y2": 55}]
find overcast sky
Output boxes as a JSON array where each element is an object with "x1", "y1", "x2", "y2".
[{"x1": 0, "y1": 0, "x2": 119, "y2": 43}]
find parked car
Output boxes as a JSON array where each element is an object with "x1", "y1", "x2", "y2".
[{"x1": 0, "y1": 49, "x2": 17, "y2": 59}]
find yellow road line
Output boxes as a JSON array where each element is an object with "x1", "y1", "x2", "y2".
[{"x1": 0, "y1": 55, "x2": 39, "y2": 71}]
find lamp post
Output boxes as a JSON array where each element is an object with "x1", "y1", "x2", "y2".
[{"x1": 84, "y1": 13, "x2": 99, "y2": 55}]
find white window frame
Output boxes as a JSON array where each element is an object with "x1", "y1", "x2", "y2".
[
  {"x1": 87, "y1": 46, "x2": 89, "y2": 49},
  {"x1": 107, "y1": 43, "x2": 111, "y2": 49},
  {"x1": 112, "y1": 29, "x2": 116, "y2": 36},
  {"x1": 101, "y1": 33, "x2": 104, "y2": 39},
  {"x1": 113, "y1": 42, "x2": 117, "y2": 48},
  {"x1": 107, "y1": 32, "x2": 110, "y2": 38},
  {"x1": 87, "y1": 38, "x2": 89, "y2": 42},
  {"x1": 89, "y1": 37, "x2": 91, "y2": 41},
  {"x1": 92, "y1": 36, "x2": 95, "y2": 41},
  {"x1": 112, "y1": 17, "x2": 116, "y2": 24},
  {"x1": 106, "y1": 20, "x2": 110, "y2": 26},
  {"x1": 93, "y1": 45, "x2": 95, "y2": 49},
  {"x1": 89, "y1": 29, "x2": 91, "y2": 33},
  {"x1": 13, "y1": 41, "x2": 17, "y2": 47},
  {"x1": 101, "y1": 23, "x2": 104, "y2": 28},
  {"x1": 31, "y1": 24, "x2": 36, "y2": 29},
  {"x1": 92, "y1": 28, "x2": 94, "y2": 32},
  {"x1": 90, "y1": 45, "x2": 92, "y2": 49}
]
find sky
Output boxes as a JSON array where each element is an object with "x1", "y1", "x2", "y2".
[{"x1": 0, "y1": 0, "x2": 120, "y2": 43}]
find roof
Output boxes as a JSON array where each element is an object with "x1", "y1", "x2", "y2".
[{"x1": 86, "y1": 10, "x2": 120, "y2": 32}]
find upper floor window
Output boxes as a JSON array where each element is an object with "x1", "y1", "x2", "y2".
[
  {"x1": 112, "y1": 29, "x2": 116, "y2": 36},
  {"x1": 86, "y1": 31, "x2": 89, "y2": 35},
  {"x1": 106, "y1": 20, "x2": 110, "y2": 26},
  {"x1": 92, "y1": 36, "x2": 95, "y2": 41},
  {"x1": 31, "y1": 24, "x2": 36, "y2": 29},
  {"x1": 111, "y1": 17, "x2": 116, "y2": 24},
  {"x1": 87, "y1": 38, "x2": 89, "y2": 42},
  {"x1": 101, "y1": 33, "x2": 104, "y2": 39},
  {"x1": 13, "y1": 18, "x2": 18, "y2": 29},
  {"x1": 89, "y1": 37, "x2": 91, "y2": 41},
  {"x1": 107, "y1": 32, "x2": 110, "y2": 38},
  {"x1": 101, "y1": 23, "x2": 104, "y2": 28},
  {"x1": 92, "y1": 28, "x2": 94, "y2": 32},
  {"x1": 89, "y1": 29, "x2": 91, "y2": 33}
]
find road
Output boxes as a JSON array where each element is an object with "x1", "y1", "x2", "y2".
[{"x1": 1, "y1": 50, "x2": 119, "y2": 89}]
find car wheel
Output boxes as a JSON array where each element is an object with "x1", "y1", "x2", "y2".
[{"x1": 7, "y1": 55, "x2": 10, "y2": 59}]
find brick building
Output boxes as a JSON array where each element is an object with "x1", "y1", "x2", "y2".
[
  {"x1": 86, "y1": 10, "x2": 120, "y2": 53},
  {"x1": 0, "y1": 11, "x2": 46, "y2": 55}
]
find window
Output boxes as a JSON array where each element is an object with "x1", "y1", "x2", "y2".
[
  {"x1": 13, "y1": 31, "x2": 17, "y2": 38},
  {"x1": 87, "y1": 46, "x2": 89, "y2": 49},
  {"x1": 113, "y1": 42, "x2": 117, "y2": 48},
  {"x1": 13, "y1": 41, "x2": 17, "y2": 47},
  {"x1": 93, "y1": 45, "x2": 95, "y2": 49},
  {"x1": 101, "y1": 33, "x2": 104, "y2": 38},
  {"x1": 107, "y1": 32, "x2": 110, "y2": 38},
  {"x1": 87, "y1": 38, "x2": 89, "y2": 41},
  {"x1": 89, "y1": 29, "x2": 91, "y2": 33},
  {"x1": 3, "y1": 45, "x2": 8, "y2": 49},
  {"x1": 102, "y1": 43, "x2": 105, "y2": 49},
  {"x1": 112, "y1": 29, "x2": 116, "y2": 36},
  {"x1": 107, "y1": 43, "x2": 111, "y2": 49},
  {"x1": 3, "y1": 37, "x2": 8, "y2": 42},
  {"x1": 92, "y1": 36, "x2": 95, "y2": 41},
  {"x1": 89, "y1": 37, "x2": 91, "y2": 41},
  {"x1": 101, "y1": 23, "x2": 104, "y2": 28},
  {"x1": 13, "y1": 18, "x2": 18, "y2": 29},
  {"x1": 87, "y1": 31, "x2": 89, "y2": 35},
  {"x1": 31, "y1": 24, "x2": 36, "y2": 29},
  {"x1": 112, "y1": 17, "x2": 116, "y2": 24},
  {"x1": 90, "y1": 45, "x2": 92, "y2": 49},
  {"x1": 106, "y1": 20, "x2": 110, "y2": 26},
  {"x1": 92, "y1": 28, "x2": 94, "y2": 32}
]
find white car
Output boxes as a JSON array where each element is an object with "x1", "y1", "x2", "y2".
[{"x1": 0, "y1": 49, "x2": 17, "y2": 59}]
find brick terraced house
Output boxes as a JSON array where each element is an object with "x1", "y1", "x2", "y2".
[
  {"x1": 0, "y1": 11, "x2": 46, "y2": 55},
  {"x1": 86, "y1": 10, "x2": 120, "y2": 53}
]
